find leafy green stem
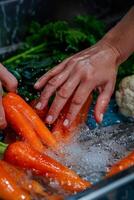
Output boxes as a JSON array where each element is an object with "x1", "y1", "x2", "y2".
[
  {"x1": 0, "y1": 142, "x2": 8, "y2": 155},
  {"x1": 3, "y1": 43, "x2": 46, "y2": 66}
]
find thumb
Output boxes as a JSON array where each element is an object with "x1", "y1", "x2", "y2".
[{"x1": 0, "y1": 82, "x2": 7, "y2": 129}]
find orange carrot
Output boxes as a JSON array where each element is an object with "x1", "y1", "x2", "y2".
[
  {"x1": 0, "y1": 160, "x2": 44, "y2": 196},
  {"x1": 52, "y1": 95, "x2": 92, "y2": 141},
  {"x1": 0, "y1": 161, "x2": 30, "y2": 200},
  {"x1": 0, "y1": 160, "x2": 62, "y2": 199},
  {"x1": 4, "y1": 141, "x2": 91, "y2": 193},
  {"x1": 3, "y1": 98, "x2": 44, "y2": 153},
  {"x1": 107, "y1": 151, "x2": 134, "y2": 177},
  {"x1": 3, "y1": 93, "x2": 57, "y2": 149}
]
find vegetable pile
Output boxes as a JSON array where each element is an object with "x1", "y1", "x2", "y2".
[
  {"x1": 0, "y1": 92, "x2": 92, "y2": 199},
  {"x1": 0, "y1": 93, "x2": 134, "y2": 199}
]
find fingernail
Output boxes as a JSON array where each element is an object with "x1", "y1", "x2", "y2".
[
  {"x1": 35, "y1": 102, "x2": 42, "y2": 110},
  {"x1": 34, "y1": 82, "x2": 39, "y2": 88},
  {"x1": 63, "y1": 119, "x2": 69, "y2": 127},
  {"x1": 100, "y1": 113, "x2": 103, "y2": 122},
  {"x1": 46, "y1": 115, "x2": 53, "y2": 123}
]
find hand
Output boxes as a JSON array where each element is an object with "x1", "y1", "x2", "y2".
[
  {"x1": 34, "y1": 40, "x2": 120, "y2": 127},
  {"x1": 0, "y1": 64, "x2": 18, "y2": 129}
]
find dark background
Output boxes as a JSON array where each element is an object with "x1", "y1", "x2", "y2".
[
  {"x1": 39, "y1": 0, "x2": 134, "y2": 26},
  {"x1": 0, "y1": 0, "x2": 134, "y2": 53}
]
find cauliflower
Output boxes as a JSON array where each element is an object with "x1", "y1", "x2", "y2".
[{"x1": 116, "y1": 75, "x2": 134, "y2": 117}]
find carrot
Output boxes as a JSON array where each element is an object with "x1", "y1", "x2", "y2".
[
  {"x1": 0, "y1": 160, "x2": 62, "y2": 199},
  {"x1": 52, "y1": 95, "x2": 92, "y2": 141},
  {"x1": 30, "y1": 99, "x2": 48, "y2": 120},
  {"x1": 106, "y1": 151, "x2": 134, "y2": 177},
  {"x1": 4, "y1": 141, "x2": 91, "y2": 193},
  {"x1": 2, "y1": 98, "x2": 44, "y2": 153},
  {"x1": 3, "y1": 93, "x2": 57, "y2": 149},
  {"x1": 0, "y1": 160, "x2": 44, "y2": 195},
  {"x1": 0, "y1": 161, "x2": 30, "y2": 200}
]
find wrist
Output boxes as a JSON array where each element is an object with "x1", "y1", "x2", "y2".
[
  {"x1": 102, "y1": 32, "x2": 131, "y2": 66},
  {"x1": 101, "y1": 6, "x2": 134, "y2": 65},
  {"x1": 97, "y1": 37, "x2": 121, "y2": 67},
  {"x1": 101, "y1": 34, "x2": 123, "y2": 66}
]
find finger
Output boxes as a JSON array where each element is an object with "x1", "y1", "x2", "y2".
[
  {"x1": 94, "y1": 82, "x2": 115, "y2": 123},
  {"x1": 98, "y1": 86, "x2": 103, "y2": 94},
  {"x1": 0, "y1": 82, "x2": 7, "y2": 129},
  {"x1": 63, "y1": 81, "x2": 95, "y2": 127},
  {"x1": 35, "y1": 68, "x2": 71, "y2": 110},
  {"x1": 0, "y1": 64, "x2": 18, "y2": 92},
  {"x1": 34, "y1": 58, "x2": 70, "y2": 89},
  {"x1": 45, "y1": 73, "x2": 81, "y2": 124}
]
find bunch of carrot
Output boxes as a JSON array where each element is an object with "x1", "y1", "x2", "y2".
[
  {"x1": 3, "y1": 92, "x2": 57, "y2": 152},
  {"x1": 4, "y1": 141, "x2": 91, "y2": 192},
  {"x1": 0, "y1": 92, "x2": 93, "y2": 199},
  {"x1": 1, "y1": 92, "x2": 134, "y2": 200}
]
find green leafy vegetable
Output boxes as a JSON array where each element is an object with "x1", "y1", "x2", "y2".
[
  {"x1": 2, "y1": 15, "x2": 105, "y2": 100},
  {"x1": 0, "y1": 142, "x2": 8, "y2": 155}
]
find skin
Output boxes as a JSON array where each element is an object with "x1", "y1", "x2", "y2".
[
  {"x1": 34, "y1": 42, "x2": 119, "y2": 126},
  {"x1": 0, "y1": 64, "x2": 18, "y2": 129},
  {"x1": 34, "y1": 6, "x2": 134, "y2": 127}
]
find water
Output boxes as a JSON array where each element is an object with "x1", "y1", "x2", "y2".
[{"x1": 47, "y1": 123, "x2": 134, "y2": 185}]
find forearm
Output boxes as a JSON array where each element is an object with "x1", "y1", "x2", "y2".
[{"x1": 102, "y1": 6, "x2": 134, "y2": 65}]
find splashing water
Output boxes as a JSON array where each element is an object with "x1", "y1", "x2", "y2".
[{"x1": 47, "y1": 123, "x2": 134, "y2": 184}]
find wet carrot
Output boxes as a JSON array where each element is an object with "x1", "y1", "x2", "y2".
[
  {"x1": 0, "y1": 160, "x2": 62, "y2": 199},
  {"x1": 107, "y1": 151, "x2": 134, "y2": 177},
  {"x1": 3, "y1": 93, "x2": 57, "y2": 149},
  {"x1": 0, "y1": 162, "x2": 30, "y2": 200},
  {"x1": 3, "y1": 98, "x2": 44, "y2": 153},
  {"x1": 52, "y1": 95, "x2": 92, "y2": 141},
  {"x1": 0, "y1": 160, "x2": 44, "y2": 195},
  {"x1": 4, "y1": 141, "x2": 91, "y2": 193}
]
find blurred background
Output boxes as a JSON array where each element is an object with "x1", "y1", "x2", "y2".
[{"x1": 0, "y1": 0, "x2": 134, "y2": 57}]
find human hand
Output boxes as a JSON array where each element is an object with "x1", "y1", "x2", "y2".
[
  {"x1": 0, "y1": 64, "x2": 18, "y2": 129},
  {"x1": 34, "y1": 40, "x2": 120, "y2": 127}
]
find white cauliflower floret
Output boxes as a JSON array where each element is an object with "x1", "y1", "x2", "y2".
[{"x1": 116, "y1": 75, "x2": 134, "y2": 117}]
